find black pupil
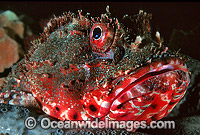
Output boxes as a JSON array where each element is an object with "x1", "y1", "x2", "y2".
[
  {"x1": 89, "y1": 105, "x2": 97, "y2": 112},
  {"x1": 93, "y1": 27, "x2": 101, "y2": 40}
]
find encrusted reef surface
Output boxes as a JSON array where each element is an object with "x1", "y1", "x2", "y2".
[{"x1": 0, "y1": 104, "x2": 147, "y2": 135}]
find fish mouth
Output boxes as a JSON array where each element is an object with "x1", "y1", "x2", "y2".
[
  {"x1": 109, "y1": 58, "x2": 190, "y2": 116},
  {"x1": 81, "y1": 58, "x2": 190, "y2": 119}
]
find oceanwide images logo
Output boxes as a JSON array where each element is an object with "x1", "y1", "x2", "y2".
[{"x1": 25, "y1": 116, "x2": 175, "y2": 131}]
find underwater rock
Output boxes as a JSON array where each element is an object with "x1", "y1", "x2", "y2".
[
  {"x1": 173, "y1": 115, "x2": 200, "y2": 135},
  {"x1": 64, "y1": 128, "x2": 149, "y2": 135},
  {"x1": 140, "y1": 115, "x2": 200, "y2": 135},
  {"x1": 0, "y1": 104, "x2": 58, "y2": 135},
  {"x1": 0, "y1": 104, "x2": 149, "y2": 135},
  {"x1": 168, "y1": 23, "x2": 200, "y2": 61},
  {"x1": 179, "y1": 57, "x2": 200, "y2": 116}
]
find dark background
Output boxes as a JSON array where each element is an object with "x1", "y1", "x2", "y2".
[{"x1": 0, "y1": 2, "x2": 200, "y2": 60}]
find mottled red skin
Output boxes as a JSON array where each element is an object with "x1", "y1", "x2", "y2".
[{"x1": 0, "y1": 8, "x2": 190, "y2": 131}]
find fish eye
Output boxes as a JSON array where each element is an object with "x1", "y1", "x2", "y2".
[{"x1": 90, "y1": 23, "x2": 114, "y2": 53}]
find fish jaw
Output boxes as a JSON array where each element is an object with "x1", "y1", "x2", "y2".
[{"x1": 81, "y1": 58, "x2": 190, "y2": 121}]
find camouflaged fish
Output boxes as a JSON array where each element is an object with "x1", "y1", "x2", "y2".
[{"x1": 0, "y1": 6, "x2": 190, "y2": 131}]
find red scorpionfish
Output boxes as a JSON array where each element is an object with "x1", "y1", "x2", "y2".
[{"x1": 0, "y1": 6, "x2": 190, "y2": 131}]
